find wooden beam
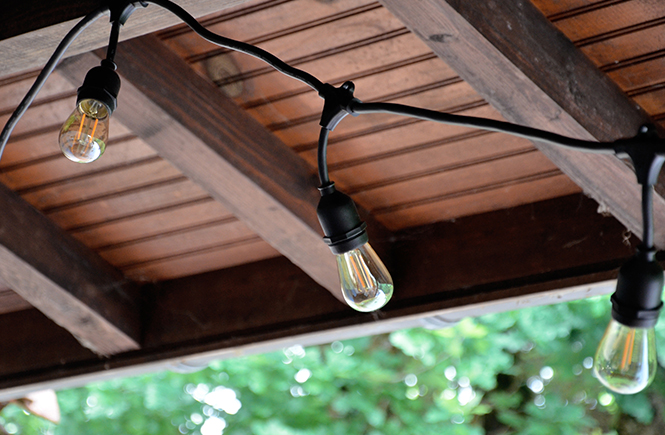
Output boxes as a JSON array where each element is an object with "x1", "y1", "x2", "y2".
[
  {"x1": 55, "y1": 36, "x2": 352, "y2": 300},
  {"x1": 0, "y1": 0, "x2": 250, "y2": 79},
  {"x1": 0, "y1": 194, "x2": 636, "y2": 397},
  {"x1": 0, "y1": 182, "x2": 141, "y2": 355},
  {"x1": 378, "y1": 0, "x2": 665, "y2": 248}
]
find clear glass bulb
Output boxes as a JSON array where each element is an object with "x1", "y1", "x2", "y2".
[
  {"x1": 59, "y1": 99, "x2": 109, "y2": 163},
  {"x1": 593, "y1": 319, "x2": 657, "y2": 394},
  {"x1": 336, "y1": 242, "x2": 393, "y2": 312}
]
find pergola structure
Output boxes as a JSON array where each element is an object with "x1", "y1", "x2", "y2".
[{"x1": 1, "y1": 0, "x2": 662, "y2": 399}]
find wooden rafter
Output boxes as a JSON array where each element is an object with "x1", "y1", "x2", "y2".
[
  {"x1": 0, "y1": 0, "x2": 251, "y2": 78},
  {"x1": 0, "y1": 193, "x2": 635, "y2": 398},
  {"x1": 0, "y1": 182, "x2": 141, "y2": 355},
  {"x1": 378, "y1": 0, "x2": 665, "y2": 248},
  {"x1": 55, "y1": 36, "x2": 357, "y2": 300}
]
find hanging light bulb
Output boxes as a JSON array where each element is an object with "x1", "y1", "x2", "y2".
[
  {"x1": 594, "y1": 319, "x2": 656, "y2": 394},
  {"x1": 336, "y1": 242, "x2": 393, "y2": 312},
  {"x1": 317, "y1": 183, "x2": 393, "y2": 311},
  {"x1": 59, "y1": 99, "x2": 110, "y2": 163},
  {"x1": 59, "y1": 59, "x2": 120, "y2": 163},
  {"x1": 593, "y1": 248, "x2": 663, "y2": 394}
]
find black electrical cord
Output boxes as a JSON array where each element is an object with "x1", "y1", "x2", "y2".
[
  {"x1": 105, "y1": 15, "x2": 122, "y2": 63},
  {"x1": 317, "y1": 127, "x2": 331, "y2": 186},
  {"x1": 349, "y1": 101, "x2": 623, "y2": 154},
  {"x1": 0, "y1": 6, "x2": 110, "y2": 162},
  {"x1": 643, "y1": 183, "x2": 655, "y2": 249},
  {"x1": 144, "y1": 0, "x2": 326, "y2": 94}
]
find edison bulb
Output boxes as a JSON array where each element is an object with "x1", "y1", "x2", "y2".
[
  {"x1": 59, "y1": 99, "x2": 110, "y2": 163},
  {"x1": 593, "y1": 319, "x2": 657, "y2": 394},
  {"x1": 336, "y1": 242, "x2": 393, "y2": 312}
]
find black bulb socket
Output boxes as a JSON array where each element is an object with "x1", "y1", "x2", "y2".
[
  {"x1": 611, "y1": 247, "x2": 664, "y2": 328},
  {"x1": 316, "y1": 182, "x2": 368, "y2": 255},
  {"x1": 76, "y1": 60, "x2": 121, "y2": 115}
]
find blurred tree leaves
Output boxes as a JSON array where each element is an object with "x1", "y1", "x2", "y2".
[{"x1": 3, "y1": 294, "x2": 665, "y2": 434}]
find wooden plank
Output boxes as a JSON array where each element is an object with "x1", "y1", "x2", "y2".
[
  {"x1": 1, "y1": 121, "x2": 133, "y2": 168},
  {"x1": 279, "y1": 83, "x2": 485, "y2": 148},
  {"x1": 552, "y1": 0, "x2": 665, "y2": 44},
  {"x1": 633, "y1": 87, "x2": 665, "y2": 115},
  {"x1": 607, "y1": 57, "x2": 665, "y2": 93},
  {"x1": 246, "y1": 56, "x2": 456, "y2": 125},
  {"x1": 391, "y1": 193, "x2": 633, "y2": 300},
  {"x1": 0, "y1": 137, "x2": 156, "y2": 190},
  {"x1": 162, "y1": 0, "x2": 379, "y2": 60},
  {"x1": 581, "y1": 22, "x2": 665, "y2": 68},
  {"x1": 298, "y1": 104, "x2": 499, "y2": 167},
  {"x1": 0, "y1": 193, "x2": 636, "y2": 395},
  {"x1": 334, "y1": 133, "x2": 534, "y2": 193},
  {"x1": 531, "y1": 0, "x2": 607, "y2": 17},
  {"x1": 378, "y1": 173, "x2": 581, "y2": 229},
  {"x1": 0, "y1": 182, "x2": 141, "y2": 355},
  {"x1": 187, "y1": 7, "x2": 405, "y2": 78},
  {"x1": 47, "y1": 178, "x2": 210, "y2": 230},
  {"x1": 99, "y1": 219, "x2": 258, "y2": 266},
  {"x1": 0, "y1": 0, "x2": 253, "y2": 78},
  {"x1": 122, "y1": 238, "x2": 281, "y2": 281},
  {"x1": 378, "y1": 0, "x2": 665, "y2": 248},
  {"x1": 71, "y1": 199, "x2": 233, "y2": 249},
  {"x1": 354, "y1": 151, "x2": 558, "y2": 210},
  {"x1": 0, "y1": 72, "x2": 76, "y2": 113},
  {"x1": 20, "y1": 158, "x2": 182, "y2": 210},
  {"x1": 0, "y1": 98, "x2": 74, "y2": 137},
  {"x1": 229, "y1": 32, "x2": 432, "y2": 106},
  {"x1": 0, "y1": 309, "x2": 95, "y2": 377},
  {"x1": 57, "y1": 39, "x2": 350, "y2": 300}
]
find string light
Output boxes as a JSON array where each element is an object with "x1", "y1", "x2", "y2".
[{"x1": 1, "y1": 0, "x2": 664, "y2": 393}]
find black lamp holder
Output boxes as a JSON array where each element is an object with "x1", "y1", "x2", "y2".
[
  {"x1": 76, "y1": 60, "x2": 121, "y2": 114},
  {"x1": 2, "y1": 0, "x2": 665, "y2": 286},
  {"x1": 612, "y1": 247, "x2": 664, "y2": 328}
]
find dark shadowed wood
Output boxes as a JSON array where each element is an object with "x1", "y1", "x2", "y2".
[
  {"x1": 378, "y1": 0, "x2": 665, "y2": 248},
  {"x1": 0, "y1": 194, "x2": 635, "y2": 396},
  {"x1": 0, "y1": 0, "x2": 251, "y2": 78},
  {"x1": 391, "y1": 193, "x2": 635, "y2": 303},
  {"x1": 0, "y1": 288, "x2": 32, "y2": 315},
  {"x1": 55, "y1": 37, "x2": 357, "y2": 300},
  {"x1": 0, "y1": 309, "x2": 97, "y2": 376},
  {"x1": 0, "y1": 182, "x2": 141, "y2": 355}
]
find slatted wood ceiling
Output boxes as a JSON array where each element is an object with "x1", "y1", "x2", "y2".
[
  {"x1": 2, "y1": 0, "x2": 664, "y2": 314},
  {"x1": 159, "y1": 0, "x2": 579, "y2": 231}
]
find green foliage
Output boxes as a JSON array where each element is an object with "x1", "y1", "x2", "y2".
[{"x1": 3, "y1": 294, "x2": 665, "y2": 434}]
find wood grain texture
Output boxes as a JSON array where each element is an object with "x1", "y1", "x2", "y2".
[
  {"x1": 0, "y1": 182, "x2": 141, "y2": 355},
  {"x1": 379, "y1": 0, "x2": 665, "y2": 247},
  {"x1": 552, "y1": 0, "x2": 665, "y2": 44},
  {"x1": 0, "y1": 0, "x2": 252, "y2": 78},
  {"x1": 55, "y1": 39, "x2": 354, "y2": 300},
  {"x1": 0, "y1": 193, "x2": 636, "y2": 394}
]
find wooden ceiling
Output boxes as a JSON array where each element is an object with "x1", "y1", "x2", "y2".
[{"x1": 0, "y1": 0, "x2": 663, "y2": 398}]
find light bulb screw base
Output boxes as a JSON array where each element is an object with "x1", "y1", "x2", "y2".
[
  {"x1": 316, "y1": 182, "x2": 368, "y2": 255},
  {"x1": 76, "y1": 60, "x2": 121, "y2": 115},
  {"x1": 611, "y1": 247, "x2": 664, "y2": 328}
]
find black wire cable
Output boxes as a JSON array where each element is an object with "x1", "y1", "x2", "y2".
[
  {"x1": 317, "y1": 127, "x2": 331, "y2": 185},
  {"x1": 642, "y1": 183, "x2": 655, "y2": 249},
  {"x1": 0, "y1": 6, "x2": 110, "y2": 162},
  {"x1": 350, "y1": 101, "x2": 621, "y2": 154},
  {"x1": 144, "y1": 0, "x2": 325, "y2": 93},
  {"x1": 106, "y1": 16, "x2": 122, "y2": 63}
]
